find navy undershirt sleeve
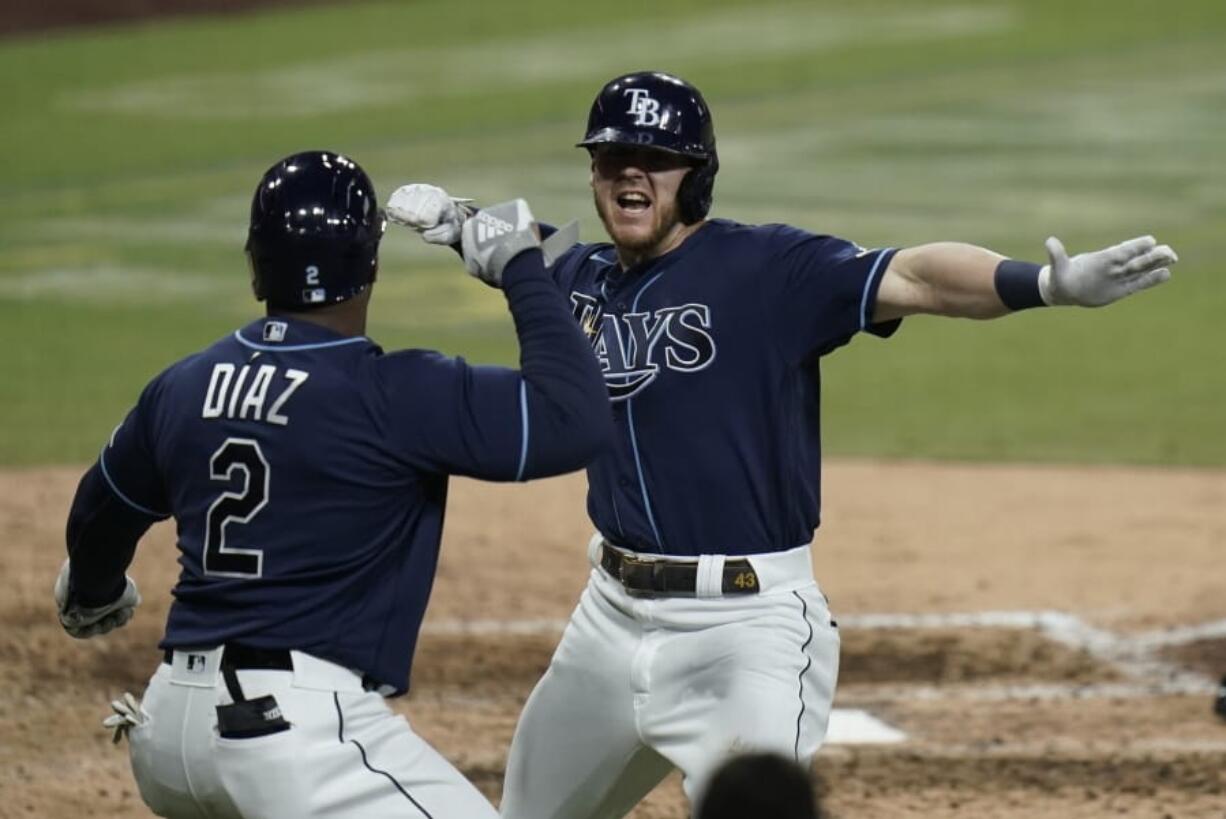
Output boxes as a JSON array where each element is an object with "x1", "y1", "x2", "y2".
[
  {"x1": 65, "y1": 461, "x2": 159, "y2": 607},
  {"x1": 502, "y1": 249, "x2": 613, "y2": 479},
  {"x1": 381, "y1": 249, "x2": 610, "y2": 480}
]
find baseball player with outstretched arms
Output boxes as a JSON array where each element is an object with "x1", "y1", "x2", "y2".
[
  {"x1": 387, "y1": 70, "x2": 1177, "y2": 818},
  {"x1": 55, "y1": 150, "x2": 612, "y2": 819}
]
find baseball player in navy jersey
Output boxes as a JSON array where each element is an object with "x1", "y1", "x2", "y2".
[
  {"x1": 386, "y1": 70, "x2": 1178, "y2": 818},
  {"x1": 54, "y1": 150, "x2": 612, "y2": 819}
]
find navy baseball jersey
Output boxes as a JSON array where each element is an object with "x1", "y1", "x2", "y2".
[
  {"x1": 69, "y1": 253, "x2": 609, "y2": 694},
  {"x1": 550, "y1": 219, "x2": 899, "y2": 556}
]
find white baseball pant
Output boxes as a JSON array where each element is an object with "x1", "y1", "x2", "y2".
[
  {"x1": 499, "y1": 537, "x2": 839, "y2": 819},
  {"x1": 126, "y1": 646, "x2": 497, "y2": 818}
]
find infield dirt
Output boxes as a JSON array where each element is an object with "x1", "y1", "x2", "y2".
[{"x1": 3, "y1": 460, "x2": 1224, "y2": 818}]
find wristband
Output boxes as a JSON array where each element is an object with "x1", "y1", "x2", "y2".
[{"x1": 993, "y1": 260, "x2": 1045, "y2": 311}]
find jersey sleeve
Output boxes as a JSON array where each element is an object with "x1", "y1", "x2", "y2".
[
  {"x1": 763, "y1": 224, "x2": 900, "y2": 361},
  {"x1": 97, "y1": 375, "x2": 172, "y2": 519},
  {"x1": 376, "y1": 251, "x2": 611, "y2": 482},
  {"x1": 377, "y1": 351, "x2": 529, "y2": 480}
]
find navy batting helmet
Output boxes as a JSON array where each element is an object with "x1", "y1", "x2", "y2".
[
  {"x1": 577, "y1": 71, "x2": 718, "y2": 224},
  {"x1": 246, "y1": 150, "x2": 385, "y2": 310}
]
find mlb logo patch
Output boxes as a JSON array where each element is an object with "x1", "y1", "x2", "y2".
[
  {"x1": 263, "y1": 321, "x2": 288, "y2": 343},
  {"x1": 186, "y1": 654, "x2": 208, "y2": 673},
  {"x1": 302, "y1": 288, "x2": 327, "y2": 304}
]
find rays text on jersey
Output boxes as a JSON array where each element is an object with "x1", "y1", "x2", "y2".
[{"x1": 570, "y1": 293, "x2": 716, "y2": 400}]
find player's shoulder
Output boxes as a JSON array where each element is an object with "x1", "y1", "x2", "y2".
[
  {"x1": 721, "y1": 219, "x2": 838, "y2": 245},
  {"x1": 153, "y1": 327, "x2": 248, "y2": 386},
  {"x1": 140, "y1": 321, "x2": 298, "y2": 400},
  {"x1": 374, "y1": 347, "x2": 468, "y2": 384},
  {"x1": 696, "y1": 219, "x2": 818, "y2": 250},
  {"x1": 722, "y1": 219, "x2": 866, "y2": 266},
  {"x1": 550, "y1": 241, "x2": 617, "y2": 285},
  {"x1": 146, "y1": 341, "x2": 221, "y2": 391}
]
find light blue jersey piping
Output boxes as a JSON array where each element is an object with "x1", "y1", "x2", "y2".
[
  {"x1": 234, "y1": 331, "x2": 370, "y2": 353},
  {"x1": 98, "y1": 449, "x2": 168, "y2": 518},
  {"x1": 858, "y1": 249, "x2": 895, "y2": 330},
  {"x1": 515, "y1": 380, "x2": 529, "y2": 481},
  {"x1": 626, "y1": 268, "x2": 668, "y2": 549}
]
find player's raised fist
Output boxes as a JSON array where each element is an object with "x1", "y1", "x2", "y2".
[
  {"x1": 386, "y1": 183, "x2": 474, "y2": 245},
  {"x1": 1039, "y1": 234, "x2": 1177, "y2": 307}
]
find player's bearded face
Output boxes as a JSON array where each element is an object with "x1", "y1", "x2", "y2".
[{"x1": 590, "y1": 146, "x2": 694, "y2": 260}]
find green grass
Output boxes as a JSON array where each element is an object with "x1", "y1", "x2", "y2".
[{"x1": 2, "y1": 0, "x2": 1224, "y2": 465}]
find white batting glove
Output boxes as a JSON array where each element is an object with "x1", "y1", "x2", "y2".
[
  {"x1": 53, "y1": 559, "x2": 141, "y2": 639},
  {"x1": 385, "y1": 183, "x2": 474, "y2": 245},
  {"x1": 1038, "y1": 235, "x2": 1176, "y2": 307},
  {"x1": 103, "y1": 691, "x2": 148, "y2": 744},
  {"x1": 461, "y1": 199, "x2": 541, "y2": 287}
]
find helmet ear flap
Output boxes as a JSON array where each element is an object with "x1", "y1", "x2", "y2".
[
  {"x1": 677, "y1": 152, "x2": 718, "y2": 224},
  {"x1": 245, "y1": 245, "x2": 267, "y2": 302}
]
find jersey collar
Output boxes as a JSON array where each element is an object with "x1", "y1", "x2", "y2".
[
  {"x1": 235, "y1": 317, "x2": 372, "y2": 353},
  {"x1": 607, "y1": 219, "x2": 718, "y2": 287}
]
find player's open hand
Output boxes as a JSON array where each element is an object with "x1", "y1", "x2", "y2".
[
  {"x1": 1039, "y1": 235, "x2": 1176, "y2": 307},
  {"x1": 53, "y1": 560, "x2": 141, "y2": 639},
  {"x1": 385, "y1": 183, "x2": 474, "y2": 245}
]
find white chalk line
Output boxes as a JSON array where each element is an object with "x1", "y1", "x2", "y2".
[
  {"x1": 836, "y1": 679, "x2": 1215, "y2": 704},
  {"x1": 823, "y1": 738, "x2": 1226, "y2": 756}
]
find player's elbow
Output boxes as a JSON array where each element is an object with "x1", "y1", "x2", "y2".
[
  {"x1": 560, "y1": 402, "x2": 615, "y2": 471},
  {"x1": 520, "y1": 391, "x2": 614, "y2": 479}
]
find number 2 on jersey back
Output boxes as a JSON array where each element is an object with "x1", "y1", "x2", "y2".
[{"x1": 204, "y1": 438, "x2": 269, "y2": 578}]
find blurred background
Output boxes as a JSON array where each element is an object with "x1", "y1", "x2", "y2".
[{"x1": 2, "y1": 0, "x2": 1222, "y2": 467}]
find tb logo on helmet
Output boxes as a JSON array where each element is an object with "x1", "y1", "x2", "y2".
[{"x1": 624, "y1": 88, "x2": 661, "y2": 127}]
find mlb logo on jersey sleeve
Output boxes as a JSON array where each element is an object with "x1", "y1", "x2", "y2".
[{"x1": 262, "y1": 321, "x2": 288, "y2": 343}]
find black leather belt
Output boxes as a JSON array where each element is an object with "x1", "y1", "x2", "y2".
[
  {"x1": 599, "y1": 540, "x2": 760, "y2": 596},
  {"x1": 162, "y1": 644, "x2": 293, "y2": 670},
  {"x1": 162, "y1": 645, "x2": 390, "y2": 695}
]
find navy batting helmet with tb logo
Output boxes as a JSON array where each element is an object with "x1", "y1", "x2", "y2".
[{"x1": 577, "y1": 71, "x2": 719, "y2": 225}]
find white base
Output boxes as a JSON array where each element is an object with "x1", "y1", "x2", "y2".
[{"x1": 826, "y1": 708, "x2": 907, "y2": 744}]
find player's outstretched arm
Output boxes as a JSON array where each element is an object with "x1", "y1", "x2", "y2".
[{"x1": 873, "y1": 235, "x2": 1176, "y2": 323}]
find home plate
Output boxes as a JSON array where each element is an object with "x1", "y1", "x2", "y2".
[{"x1": 826, "y1": 708, "x2": 907, "y2": 744}]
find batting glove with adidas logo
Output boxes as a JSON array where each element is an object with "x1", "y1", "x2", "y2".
[
  {"x1": 385, "y1": 183, "x2": 475, "y2": 245},
  {"x1": 461, "y1": 199, "x2": 542, "y2": 287}
]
